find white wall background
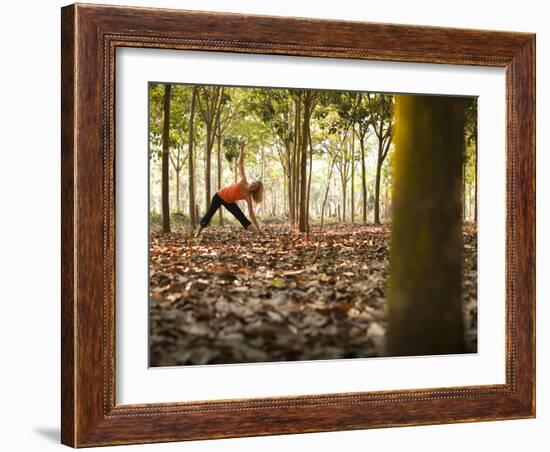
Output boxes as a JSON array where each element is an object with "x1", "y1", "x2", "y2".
[{"x1": 0, "y1": 1, "x2": 545, "y2": 450}]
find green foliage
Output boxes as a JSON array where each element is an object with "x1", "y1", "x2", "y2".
[
  {"x1": 149, "y1": 83, "x2": 196, "y2": 161},
  {"x1": 223, "y1": 136, "x2": 240, "y2": 162},
  {"x1": 246, "y1": 88, "x2": 295, "y2": 148},
  {"x1": 148, "y1": 82, "x2": 478, "y2": 225}
]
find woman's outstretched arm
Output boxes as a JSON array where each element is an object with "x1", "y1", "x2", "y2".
[{"x1": 246, "y1": 196, "x2": 262, "y2": 234}]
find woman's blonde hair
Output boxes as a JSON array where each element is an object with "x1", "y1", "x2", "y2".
[{"x1": 251, "y1": 181, "x2": 264, "y2": 204}]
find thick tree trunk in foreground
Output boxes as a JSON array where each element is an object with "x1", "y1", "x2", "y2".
[
  {"x1": 187, "y1": 87, "x2": 197, "y2": 231},
  {"x1": 387, "y1": 95, "x2": 466, "y2": 357},
  {"x1": 161, "y1": 84, "x2": 172, "y2": 233}
]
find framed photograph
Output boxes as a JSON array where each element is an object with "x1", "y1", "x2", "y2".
[{"x1": 61, "y1": 3, "x2": 535, "y2": 447}]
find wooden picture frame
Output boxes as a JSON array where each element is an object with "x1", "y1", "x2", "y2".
[{"x1": 61, "y1": 3, "x2": 535, "y2": 447}]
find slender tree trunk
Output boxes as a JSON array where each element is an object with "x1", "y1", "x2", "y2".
[
  {"x1": 341, "y1": 177, "x2": 347, "y2": 224},
  {"x1": 161, "y1": 84, "x2": 172, "y2": 233},
  {"x1": 474, "y1": 118, "x2": 478, "y2": 223},
  {"x1": 216, "y1": 129, "x2": 223, "y2": 226},
  {"x1": 374, "y1": 154, "x2": 382, "y2": 225},
  {"x1": 298, "y1": 96, "x2": 309, "y2": 233},
  {"x1": 388, "y1": 95, "x2": 466, "y2": 356},
  {"x1": 289, "y1": 103, "x2": 296, "y2": 226},
  {"x1": 205, "y1": 132, "x2": 212, "y2": 211},
  {"x1": 198, "y1": 87, "x2": 223, "y2": 213},
  {"x1": 295, "y1": 158, "x2": 300, "y2": 227},
  {"x1": 284, "y1": 143, "x2": 292, "y2": 225},
  {"x1": 462, "y1": 162, "x2": 466, "y2": 220},
  {"x1": 471, "y1": 185, "x2": 473, "y2": 220},
  {"x1": 260, "y1": 146, "x2": 265, "y2": 215},
  {"x1": 384, "y1": 180, "x2": 389, "y2": 221},
  {"x1": 351, "y1": 129, "x2": 355, "y2": 224},
  {"x1": 286, "y1": 172, "x2": 292, "y2": 224},
  {"x1": 289, "y1": 106, "x2": 297, "y2": 226},
  {"x1": 188, "y1": 87, "x2": 197, "y2": 231},
  {"x1": 360, "y1": 138, "x2": 367, "y2": 223},
  {"x1": 293, "y1": 97, "x2": 302, "y2": 228},
  {"x1": 175, "y1": 170, "x2": 180, "y2": 212},
  {"x1": 283, "y1": 180, "x2": 287, "y2": 219},
  {"x1": 306, "y1": 127, "x2": 314, "y2": 237},
  {"x1": 312, "y1": 152, "x2": 339, "y2": 262}
]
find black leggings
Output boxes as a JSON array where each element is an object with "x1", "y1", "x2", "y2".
[{"x1": 199, "y1": 193, "x2": 252, "y2": 229}]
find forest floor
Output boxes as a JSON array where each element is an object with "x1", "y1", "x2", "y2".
[{"x1": 149, "y1": 223, "x2": 478, "y2": 367}]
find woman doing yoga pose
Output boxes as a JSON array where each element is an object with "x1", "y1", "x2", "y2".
[{"x1": 195, "y1": 140, "x2": 263, "y2": 236}]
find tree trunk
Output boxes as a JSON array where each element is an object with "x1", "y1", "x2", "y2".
[
  {"x1": 468, "y1": 184, "x2": 474, "y2": 221},
  {"x1": 293, "y1": 96, "x2": 301, "y2": 229},
  {"x1": 161, "y1": 84, "x2": 171, "y2": 233},
  {"x1": 351, "y1": 129, "x2": 355, "y2": 224},
  {"x1": 462, "y1": 162, "x2": 466, "y2": 220},
  {"x1": 340, "y1": 168, "x2": 347, "y2": 223},
  {"x1": 284, "y1": 143, "x2": 292, "y2": 225},
  {"x1": 387, "y1": 95, "x2": 466, "y2": 356},
  {"x1": 298, "y1": 96, "x2": 309, "y2": 233},
  {"x1": 283, "y1": 182, "x2": 287, "y2": 218},
  {"x1": 175, "y1": 170, "x2": 180, "y2": 212},
  {"x1": 311, "y1": 152, "x2": 339, "y2": 263},
  {"x1": 187, "y1": 87, "x2": 197, "y2": 231},
  {"x1": 289, "y1": 101, "x2": 297, "y2": 226},
  {"x1": 216, "y1": 128, "x2": 223, "y2": 226},
  {"x1": 384, "y1": 180, "x2": 389, "y2": 221},
  {"x1": 360, "y1": 138, "x2": 367, "y2": 223},
  {"x1": 474, "y1": 117, "x2": 478, "y2": 223},
  {"x1": 260, "y1": 146, "x2": 265, "y2": 215},
  {"x1": 306, "y1": 127, "x2": 314, "y2": 237},
  {"x1": 288, "y1": 171, "x2": 294, "y2": 225},
  {"x1": 197, "y1": 87, "x2": 223, "y2": 213},
  {"x1": 205, "y1": 132, "x2": 212, "y2": 211},
  {"x1": 374, "y1": 147, "x2": 383, "y2": 225}
]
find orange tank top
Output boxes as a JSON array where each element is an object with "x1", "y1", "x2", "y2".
[{"x1": 217, "y1": 182, "x2": 246, "y2": 203}]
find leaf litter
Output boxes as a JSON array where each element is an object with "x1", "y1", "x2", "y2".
[{"x1": 149, "y1": 224, "x2": 478, "y2": 366}]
